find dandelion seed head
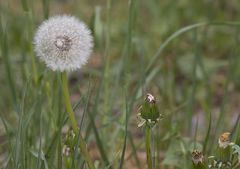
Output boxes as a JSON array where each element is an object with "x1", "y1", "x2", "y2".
[{"x1": 34, "y1": 15, "x2": 93, "y2": 71}]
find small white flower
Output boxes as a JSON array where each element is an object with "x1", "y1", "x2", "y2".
[{"x1": 34, "y1": 15, "x2": 93, "y2": 71}]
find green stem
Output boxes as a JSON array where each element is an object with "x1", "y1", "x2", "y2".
[
  {"x1": 193, "y1": 163, "x2": 207, "y2": 169},
  {"x1": 25, "y1": 10, "x2": 38, "y2": 86},
  {"x1": 31, "y1": 52, "x2": 38, "y2": 85},
  {"x1": 103, "y1": 0, "x2": 111, "y2": 110},
  {"x1": 61, "y1": 72, "x2": 95, "y2": 169},
  {"x1": 61, "y1": 72, "x2": 78, "y2": 130},
  {"x1": 145, "y1": 125, "x2": 152, "y2": 169}
]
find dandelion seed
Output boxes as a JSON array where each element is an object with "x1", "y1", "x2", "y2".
[{"x1": 34, "y1": 15, "x2": 93, "y2": 71}]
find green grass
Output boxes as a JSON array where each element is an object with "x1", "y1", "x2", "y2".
[{"x1": 1, "y1": 0, "x2": 240, "y2": 168}]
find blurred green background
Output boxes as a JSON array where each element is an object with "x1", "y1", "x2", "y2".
[{"x1": 1, "y1": 0, "x2": 240, "y2": 168}]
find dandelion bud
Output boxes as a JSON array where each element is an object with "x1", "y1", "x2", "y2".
[
  {"x1": 217, "y1": 132, "x2": 231, "y2": 163},
  {"x1": 218, "y1": 132, "x2": 231, "y2": 149},
  {"x1": 138, "y1": 93, "x2": 160, "y2": 127},
  {"x1": 34, "y1": 15, "x2": 93, "y2": 71}
]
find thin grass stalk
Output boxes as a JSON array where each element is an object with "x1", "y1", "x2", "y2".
[
  {"x1": 0, "y1": 21, "x2": 18, "y2": 110},
  {"x1": 119, "y1": 0, "x2": 136, "y2": 168},
  {"x1": 120, "y1": 86, "x2": 142, "y2": 168},
  {"x1": 74, "y1": 71, "x2": 111, "y2": 167},
  {"x1": 215, "y1": 59, "x2": 231, "y2": 130},
  {"x1": 21, "y1": 0, "x2": 28, "y2": 11},
  {"x1": 30, "y1": 48, "x2": 38, "y2": 85},
  {"x1": 44, "y1": 76, "x2": 65, "y2": 167},
  {"x1": 123, "y1": 0, "x2": 135, "y2": 79},
  {"x1": 193, "y1": 117, "x2": 199, "y2": 150},
  {"x1": 196, "y1": 30, "x2": 213, "y2": 154},
  {"x1": 103, "y1": 0, "x2": 112, "y2": 121},
  {"x1": 56, "y1": 93, "x2": 80, "y2": 169},
  {"x1": 21, "y1": 0, "x2": 38, "y2": 86},
  {"x1": 128, "y1": 132, "x2": 142, "y2": 169},
  {"x1": 187, "y1": 30, "x2": 199, "y2": 134},
  {"x1": 141, "y1": 22, "x2": 240, "y2": 95},
  {"x1": 146, "y1": 21, "x2": 240, "y2": 74},
  {"x1": 231, "y1": 27, "x2": 240, "y2": 144},
  {"x1": 14, "y1": 83, "x2": 29, "y2": 169},
  {"x1": 90, "y1": 79, "x2": 110, "y2": 167},
  {"x1": 200, "y1": 28, "x2": 213, "y2": 113},
  {"x1": 89, "y1": 110, "x2": 110, "y2": 166},
  {"x1": 72, "y1": 80, "x2": 109, "y2": 168},
  {"x1": 145, "y1": 125, "x2": 152, "y2": 169},
  {"x1": 101, "y1": 0, "x2": 112, "y2": 154},
  {"x1": 58, "y1": 137, "x2": 63, "y2": 169},
  {"x1": 119, "y1": 92, "x2": 129, "y2": 169},
  {"x1": 203, "y1": 112, "x2": 212, "y2": 154},
  {"x1": 156, "y1": 125, "x2": 161, "y2": 169},
  {"x1": 30, "y1": 24, "x2": 38, "y2": 85},
  {"x1": 37, "y1": 111, "x2": 43, "y2": 169},
  {"x1": 61, "y1": 72, "x2": 95, "y2": 169},
  {"x1": 42, "y1": 0, "x2": 49, "y2": 19},
  {"x1": 232, "y1": 114, "x2": 240, "y2": 143},
  {"x1": 145, "y1": 23, "x2": 206, "y2": 75},
  {"x1": 213, "y1": 47, "x2": 236, "y2": 150}
]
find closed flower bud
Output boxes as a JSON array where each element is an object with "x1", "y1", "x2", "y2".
[
  {"x1": 217, "y1": 132, "x2": 231, "y2": 163},
  {"x1": 218, "y1": 132, "x2": 230, "y2": 149},
  {"x1": 138, "y1": 93, "x2": 160, "y2": 127}
]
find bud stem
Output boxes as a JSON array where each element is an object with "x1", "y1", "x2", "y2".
[
  {"x1": 145, "y1": 125, "x2": 153, "y2": 169},
  {"x1": 61, "y1": 72, "x2": 95, "y2": 169}
]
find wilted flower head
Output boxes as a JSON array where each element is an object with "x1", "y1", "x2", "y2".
[
  {"x1": 218, "y1": 132, "x2": 231, "y2": 149},
  {"x1": 62, "y1": 128, "x2": 79, "y2": 157},
  {"x1": 192, "y1": 150, "x2": 204, "y2": 165},
  {"x1": 34, "y1": 15, "x2": 93, "y2": 71},
  {"x1": 62, "y1": 145, "x2": 71, "y2": 157}
]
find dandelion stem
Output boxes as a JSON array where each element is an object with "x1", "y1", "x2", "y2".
[
  {"x1": 145, "y1": 125, "x2": 153, "y2": 169},
  {"x1": 61, "y1": 72, "x2": 95, "y2": 169},
  {"x1": 61, "y1": 72, "x2": 78, "y2": 130}
]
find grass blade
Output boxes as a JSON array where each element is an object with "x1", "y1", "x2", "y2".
[
  {"x1": 118, "y1": 92, "x2": 129, "y2": 169},
  {"x1": 203, "y1": 112, "x2": 211, "y2": 153},
  {"x1": 0, "y1": 19, "x2": 18, "y2": 111},
  {"x1": 144, "y1": 21, "x2": 240, "y2": 90}
]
